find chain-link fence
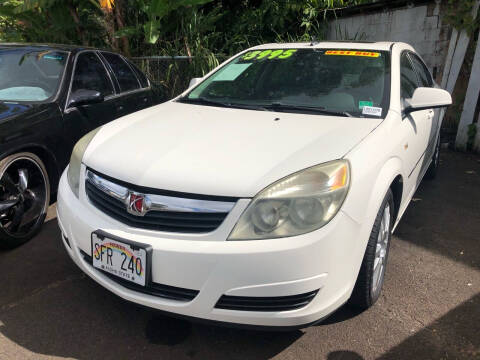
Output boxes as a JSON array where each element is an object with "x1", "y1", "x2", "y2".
[{"x1": 130, "y1": 56, "x2": 195, "y2": 99}]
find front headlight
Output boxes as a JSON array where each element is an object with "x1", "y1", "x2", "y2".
[
  {"x1": 67, "y1": 128, "x2": 101, "y2": 198},
  {"x1": 228, "y1": 160, "x2": 350, "y2": 240}
]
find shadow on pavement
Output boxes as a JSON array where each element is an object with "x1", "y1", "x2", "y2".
[
  {"x1": 378, "y1": 293, "x2": 480, "y2": 359},
  {"x1": 0, "y1": 219, "x2": 80, "y2": 309},
  {"x1": 327, "y1": 350, "x2": 364, "y2": 360},
  {"x1": 319, "y1": 305, "x2": 364, "y2": 326},
  {"x1": 395, "y1": 150, "x2": 480, "y2": 270}
]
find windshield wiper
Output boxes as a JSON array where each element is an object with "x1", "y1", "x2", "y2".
[
  {"x1": 177, "y1": 97, "x2": 267, "y2": 111},
  {"x1": 262, "y1": 103, "x2": 353, "y2": 117},
  {"x1": 177, "y1": 97, "x2": 229, "y2": 107},
  {"x1": 177, "y1": 98, "x2": 354, "y2": 117}
]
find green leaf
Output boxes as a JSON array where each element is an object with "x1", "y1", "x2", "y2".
[
  {"x1": 141, "y1": 0, "x2": 214, "y2": 44},
  {"x1": 143, "y1": 20, "x2": 160, "y2": 44},
  {"x1": 13, "y1": 0, "x2": 59, "y2": 14},
  {"x1": 114, "y1": 26, "x2": 140, "y2": 38}
]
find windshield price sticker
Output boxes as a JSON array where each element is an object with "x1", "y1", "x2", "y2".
[
  {"x1": 362, "y1": 106, "x2": 383, "y2": 117},
  {"x1": 325, "y1": 50, "x2": 380, "y2": 58},
  {"x1": 242, "y1": 49, "x2": 297, "y2": 61}
]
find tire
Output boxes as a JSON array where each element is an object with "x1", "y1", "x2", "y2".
[
  {"x1": 0, "y1": 152, "x2": 50, "y2": 249},
  {"x1": 349, "y1": 189, "x2": 394, "y2": 309},
  {"x1": 425, "y1": 133, "x2": 440, "y2": 180}
]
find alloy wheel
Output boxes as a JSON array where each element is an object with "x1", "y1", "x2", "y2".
[
  {"x1": 372, "y1": 203, "x2": 391, "y2": 293},
  {"x1": 0, "y1": 157, "x2": 48, "y2": 238}
]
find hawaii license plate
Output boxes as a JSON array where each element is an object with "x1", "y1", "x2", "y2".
[{"x1": 91, "y1": 232, "x2": 148, "y2": 286}]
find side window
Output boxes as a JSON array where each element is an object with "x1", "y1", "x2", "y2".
[
  {"x1": 71, "y1": 52, "x2": 114, "y2": 96},
  {"x1": 409, "y1": 53, "x2": 433, "y2": 87},
  {"x1": 127, "y1": 60, "x2": 150, "y2": 88},
  {"x1": 400, "y1": 53, "x2": 419, "y2": 99},
  {"x1": 101, "y1": 52, "x2": 140, "y2": 92}
]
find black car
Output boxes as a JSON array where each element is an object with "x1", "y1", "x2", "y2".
[{"x1": 0, "y1": 43, "x2": 163, "y2": 249}]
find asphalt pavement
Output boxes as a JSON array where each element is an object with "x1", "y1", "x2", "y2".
[{"x1": 0, "y1": 149, "x2": 479, "y2": 360}]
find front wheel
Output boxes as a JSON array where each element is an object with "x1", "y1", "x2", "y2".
[
  {"x1": 349, "y1": 189, "x2": 394, "y2": 309},
  {"x1": 0, "y1": 152, "x2": 50, "y2": 249}
]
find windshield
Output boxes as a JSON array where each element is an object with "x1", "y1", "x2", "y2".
[
  {"x1": 183, "y1": 48, "x2": 390, "y2": 118},
  {"x1": 0, "y1": 48, "x2": 68, "y2": 102}
]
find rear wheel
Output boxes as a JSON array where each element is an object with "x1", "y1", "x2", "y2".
[
  {"x1": 349, "y1": 189, "x2": 394, "y2": 309},
  {"x1": 0, "y1": 152, "x2": 50, "y2": 249}
]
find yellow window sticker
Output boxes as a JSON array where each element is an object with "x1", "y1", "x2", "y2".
[
  {"x1": 242, "y1": 49, "x2": 297, "y2": 61},
  {"x1": 267, "y1": 49, "x2": 286, "y2": 59},
  {"x1": 325, "y1": 50, "x2": 380, "y2": 58},
  {"x1": 277, "y1": 49, "x2": 297, "y2": 59},
  {"x1": 242, "y1": 50, "x2": 261, "y2": 60},
  {"x1": 256, "y1": 50, "x2": 273, "y2": 59}
]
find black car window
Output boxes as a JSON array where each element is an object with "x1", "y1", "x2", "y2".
[
  {"x1": 409, "y1": 53, "x2": 433, "y2": 87},
  {"x1": 71, "y1": 52, "x2": 114, "y2": 97},
  {"x1": 400, "y1": 52, "x2": 419, "y2": 99},
  {"x1": 0, "y1": 48, "x2": 68, "y2": 102},
  {"x1": 127, "y1": 60, "x2": 149, "y2": 88},
  {"x1": 101, "y1": 52, "x2": 140, "y2": 92}
]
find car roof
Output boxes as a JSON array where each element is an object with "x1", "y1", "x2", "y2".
[
  {"x1": 0, "y1": 42, "x2": 110, "y2": 53},
  {"x1": 248, "y1": 41, "x2": 406, "y2": 52}
]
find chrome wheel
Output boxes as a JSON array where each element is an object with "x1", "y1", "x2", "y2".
[
  {"x1": 372, "y1": 203, "x2": 390, "y2": 293},
  {"x1": 0, "y1": 156, "x2": 48, "y2": 238}
]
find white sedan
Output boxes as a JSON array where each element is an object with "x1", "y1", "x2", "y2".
[{"x1": 57, "y1": 41, "x2": 451, "y2": 329}]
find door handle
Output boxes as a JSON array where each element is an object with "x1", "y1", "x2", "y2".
[
  {"x1": 117, "y1": 105, "x2": 124, "y2": 112},
  {"x1": 427, "y1": 110, "x2": 434, "y2": 120}
]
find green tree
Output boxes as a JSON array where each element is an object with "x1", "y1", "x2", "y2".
[{"x1": 0, "y1": 0, "x2": 23, "y2": 41}]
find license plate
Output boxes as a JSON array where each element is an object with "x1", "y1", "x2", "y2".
[{"x1": 91, "y1": 232, "x2": 147, "y2": 286}]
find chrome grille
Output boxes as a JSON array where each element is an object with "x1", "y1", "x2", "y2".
[{"x1": 85, "y1": 169, "x2": 237, "y2": 233}]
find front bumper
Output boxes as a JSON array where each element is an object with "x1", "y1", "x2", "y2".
[{"x1": 57, "y1": 169, "x2": 366, "y2": 327}]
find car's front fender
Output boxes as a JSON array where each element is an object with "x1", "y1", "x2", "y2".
[{"x1": 344, "y1": 155, "x2": 403, "y2": 225}]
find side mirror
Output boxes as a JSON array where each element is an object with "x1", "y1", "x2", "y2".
[
  {"x1": 68, "y1": 89, "x2": 104, "y2": 108},
  {"x1": 189, "y1": 77, "x2": 202, "y2": 88},
  {"x1": 404, "y1": 87, "x2": 452, "y2": 114}
]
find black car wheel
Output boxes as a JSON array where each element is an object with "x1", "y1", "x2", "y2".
[
  {"x1": 0, "y1": 152, "x2": 50, "y2": 249},
  {"x1": 349, "y1": 189, "x2": 394, "y2": 309}
]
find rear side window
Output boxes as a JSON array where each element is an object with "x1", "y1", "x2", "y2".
[
  {"x1": 409, "y1": 53, "x2": 433, "y2": 87},
  {"x1": 400, "y1": 53, "x2": 419, "y2": 99},
  {"x1": 127, "y1": 60, "x2": 149, "y2": 88},
  {"x1": 101, "y1": 52, "x2": 140, "y2": 92},
  {"x1": 71, "y1": 52, "x2": 114, "y2": 96}
]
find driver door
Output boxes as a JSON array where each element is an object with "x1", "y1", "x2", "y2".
[
  {"x1": 63, "y1": 51, "x2": 117, "y2": 149},
  {"x1": 408, "y1": 52, "x2": 438, "y2": 168},
  {"x1": 398, "y1": 52, "x2": 431, "y2": 196}
]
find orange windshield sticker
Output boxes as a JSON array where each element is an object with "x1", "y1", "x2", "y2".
[{"x1": 325, "y1": 50, "x2": 380, "y2": 58}]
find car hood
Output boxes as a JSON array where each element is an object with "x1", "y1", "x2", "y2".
[{"x1": 84, "y1": 101, "x2": 381, "y2": 198}]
